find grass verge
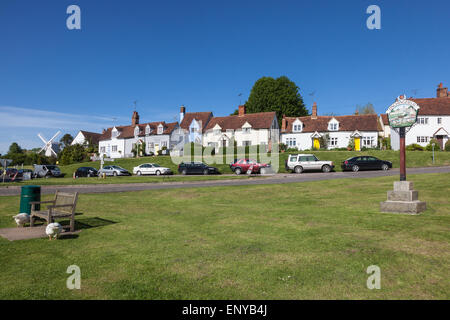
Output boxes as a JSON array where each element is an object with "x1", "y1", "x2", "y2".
[{"x1": 0, "y1": 173, "x2": 448, "y2": 299}]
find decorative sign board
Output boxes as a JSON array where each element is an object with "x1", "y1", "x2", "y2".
[{"x1": 386, "y1": 97, "x2": 420, "y2": 128}]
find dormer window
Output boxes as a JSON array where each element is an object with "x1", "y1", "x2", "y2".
[
  {"x1": 157, "y1": 124, "x2": 163, "y2": 135},
  {"x1": 328, "y1": 119, "x2": 339, "y2": 131},
  {"x1": 243, "y1": 127, "x2": 251, "y2": 134},
  {"x1": 214, "y1": 129, "x2": 221, "y2": 135},
  {"x1": 134, "y1": 126, "x2": 140, "y2": 137},
  {"x1": 145, "y1": 125, "x2": 150, "y2": 135},
  {"x1": 111, "y1": 128, "x2": 119, "y2": 139},
  {"x1": 292, "y1": 120, "x2": 303, "y2": 132}
]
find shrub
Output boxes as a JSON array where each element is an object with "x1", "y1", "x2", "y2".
[
  {"x1": 406, "y1": 144, "x2": 425, "y2": 151},
  {"x1": 445, "y1": 140, "x2": 450, "y2": 152},
  {"x1": 425, "y1": 138, "x2": 440, "y2": 151}
]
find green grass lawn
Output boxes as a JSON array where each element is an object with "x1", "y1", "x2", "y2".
[
  {"x1": 4, "y1": 150, "x2": 450, "y2": 187},
  {"x1": 0, "y1": 173, "x2": 448, "y2": 299}
]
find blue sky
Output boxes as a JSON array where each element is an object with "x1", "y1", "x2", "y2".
[{"x1": 1, "y1": 0, "x2": 449, "y2": 154}]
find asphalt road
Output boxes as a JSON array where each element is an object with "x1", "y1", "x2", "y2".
[{"x1": 1, "y1": 166, "x2": 449, "y2": 196}]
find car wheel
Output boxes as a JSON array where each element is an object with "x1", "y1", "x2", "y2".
[
  {"x1": 137, "y1": 171, "x2": 142, "y2": 176},
  {"x1": 156, "y1": 170, "x2": 161, "y2": 176},
  {"x1": 322, "y1": 165, "x2": 331, "y2": 173},
  {"x1": 294, "y1": 166, "x2": 303, "y2": 174},
  {"x1": 352, "y1": 165, "x2": 359, "y2": 172},
  {"x1": 235, "y1": 168, "x2": 242, "y2": 175},
  {"x1": 381, "y1": 164, "x2": 389, "y2": 171},
  {"x1": 181, "y1": 169, "x2": 187, "y2": 175},
  {"x1": 203, "y1": 169, "x2": 209, "y2": 175},
  {"x1": 113, "y1": 171, "x2": 117, "y2": 177}
]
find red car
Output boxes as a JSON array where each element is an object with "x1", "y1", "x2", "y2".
[{"x1": 230, "y1": 159, "x2": 271, "y2": 175}]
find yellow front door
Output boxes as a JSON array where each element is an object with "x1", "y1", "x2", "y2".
[
  {"x1": 354, "y1": 138, "x2": 361, "y2": 151},
  {"x1": 313, "y1": 138, "x2": 320, "y2": 149},
  {"x1": 154, "y1": 144, "x2": 160, "y2": 153}
]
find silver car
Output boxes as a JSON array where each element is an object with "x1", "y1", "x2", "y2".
[
  {"x1": 285, "y1": 154, "x2": 334, "y2": 174},
  {"x1": 97, "y1": 165, "x2": 131, "y2": 177}
]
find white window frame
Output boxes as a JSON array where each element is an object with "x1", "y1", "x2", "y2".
[
  {"x1": 362, "y1": 136, "x2": 374, "y2": 147},
  {"x1": 329, "y1": 137, "x2": 338, "y2": 147},
  {"x1": 112, "y1": 145, "x2": 118, "y2": 152},
  {"x1": 293, "y1": 124, "x2": 302, "y2": 132}
]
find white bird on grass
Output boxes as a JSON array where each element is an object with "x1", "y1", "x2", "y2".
[
  {"x1": 13, "y1": 213, "x2": 30, "y2": 227},
  {"x1": 45, "y1": 222, "x2": 63, "y2": 240}
]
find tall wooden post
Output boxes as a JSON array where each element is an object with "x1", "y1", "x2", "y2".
[{"x1": 399, "y1": 127, "x2": 406, "y2": 181}]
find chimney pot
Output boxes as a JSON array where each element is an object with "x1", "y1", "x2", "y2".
[
  {"x1": 180, "y1": 105, "x2": 186, "y2": 123},
  {"x1": 437, "y1": 82, "x2": 449, "y2": 98},
  {"x1": 238, "y1": 105, "x2": 246, "y2": 116},
  {"x1": 132, "y1": 111, "x2": 140, "y2": 126},
  {"x1": 311, "y1": 102, "x2": 318, "y2": 119}
]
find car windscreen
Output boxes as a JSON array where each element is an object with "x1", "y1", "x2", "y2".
[
  {"x1": 46, "y1": 166, "x2": 59, "y2": 170},
  {"x1": 153, "y1": 164, "x2": 160, "y2": 167},
  {"x1": 111, "y1": 166, "x2": 123, "y2": 169}
]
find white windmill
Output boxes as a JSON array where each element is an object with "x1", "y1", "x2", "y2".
[{"x1": 38, "y1": 131, "x2": 61, "y2": 157}]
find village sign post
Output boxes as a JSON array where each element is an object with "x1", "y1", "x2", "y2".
[
  {"x1": 381, "y1": 96, "x2": 426, "y2": 214},
  {"x1": 386, "y1": 96, "x2": 420, "y2": 181}
]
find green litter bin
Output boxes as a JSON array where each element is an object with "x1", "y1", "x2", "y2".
[{"x1": 19, "y1": 185, "x2": 41, "y2": 214}]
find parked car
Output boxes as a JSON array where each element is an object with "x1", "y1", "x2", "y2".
[
  {"x1": 133, "y1": 163, "x2": 172, "y2": 176},
  {"x1": 178, "y1": 162, "x2": 219, "y2": 175},
  {"x1": 75, "y1": 167, "x2": 98, "y2": 178},
  {"x1": 98, "y1": 165, "x2": 131, "y2": 176},
  {"x1": 230, "y1": 159, "x2": 271, "y2": 175},
  {"x1": 285, "y1": 154, "x2": 334, "y2": 174},
  {"x1": 341, "y1": 156, "x2": 392, "y2": 172},
  {"x1": 33, "y1": 164, "x2": 64, "y2": 178}
]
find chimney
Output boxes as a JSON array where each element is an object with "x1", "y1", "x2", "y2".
[
  {"x1": 437, "y1": 82, "x2": 449, "y2": 98},
  {"x1": 311, "y1": 102, "x2": 318, "y2": 119},
  {"x1": 180, "y1": 105, "x2": 186, "y2": 123},
  {"x1": 132, "y1": 111, "x2": 139, "y2": 126},
  {"x1": 238, "y1": 105, "x2": 246, "y2": 116},
  {"x1": 281, "y1": 116, "x2": 287, "y2": 132}
]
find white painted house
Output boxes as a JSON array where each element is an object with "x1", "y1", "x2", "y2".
[
  {"x1": 378, "y1": 114, "x2": 391, "y2": 138},
  {"x1": 71, "y1": 130, "x2": 101, "y2": 146},
  {"x1": 178, "y1": 106, "x2": 213, "y2": 145},
  {"x1": 203, "y1": 105, "x2": 279, "y2": 151},
  {"x1": 281, "y1": 103, "x2": 380, "y2": 151},
  {"x1": 98, "y1": 111, "x2": 183, "y2": 158},
  {"x1": 391, "y1": 83, "x2": 450, "y2": 150}
]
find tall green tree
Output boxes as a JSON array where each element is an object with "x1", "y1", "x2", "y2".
[
  {"x1": 60, "y1": 134, "x2": 74, "y2": 149},
  {"x1": 8, "y1": 142, "x2": 23, "y2": 155},
  {"x1": 233, "y1": 76, "x2": 308, "y2": 125}
]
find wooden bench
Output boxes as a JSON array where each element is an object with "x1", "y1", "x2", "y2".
[{"x1": 30, "y1": 191, "x2": 79, "y2": 232}]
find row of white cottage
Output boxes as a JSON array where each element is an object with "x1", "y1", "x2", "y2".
[{"x1": 73, "y1": 83, "x2": 450, "y2": 158}]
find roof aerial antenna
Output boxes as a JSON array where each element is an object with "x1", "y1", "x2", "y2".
[
  {"x1": 238, "y1": 93, "x2": 243, "y2": 105},
  {"x1": 133, "y1": 100, "x2": 138, "y2": 111},
  {"x1": 309, "y1": 90, "x2": 316, "y2": 98},
  {"x1": 411, "y1": 89, "x2": 419, "y2": 97}
]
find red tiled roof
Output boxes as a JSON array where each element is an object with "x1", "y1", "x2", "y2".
[
  {"x1": 79, "y1": 131, "x2": 101, "y2": 145},
  {"x1": 205, "y1": 112, "x2": 277, "y2": 132},
  {"x1": 283, "y1": 114, "x2": 379, "y2": 133},
  {"x1": 180, "y1": 112, "x2": 213, "y2": 131},
  {"x1": 99, "y1": 122, "x2": 178, "y2": 141},
  {"x1": 411, "y1": 98, "x2": 450, "y2": 115},
  {"x1": 380, "y1": 114, "x2": 389, "y2": 125}
]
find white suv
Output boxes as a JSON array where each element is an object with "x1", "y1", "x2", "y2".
[{"x1": 285, "y1": 154, "x2": 334, "y2": 174}]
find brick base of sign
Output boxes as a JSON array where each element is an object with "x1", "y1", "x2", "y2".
[{"x1": 380, "y1": 181, "x2": 426, "y2": 214}]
